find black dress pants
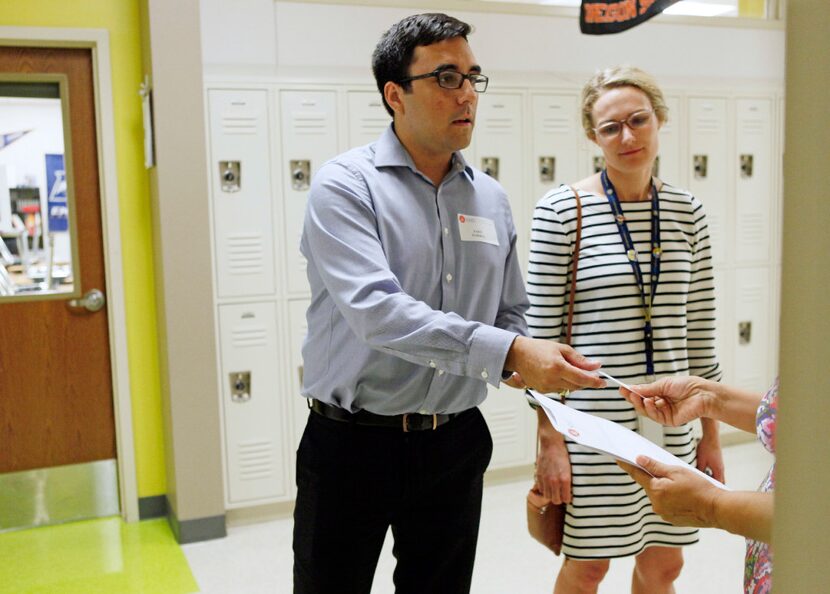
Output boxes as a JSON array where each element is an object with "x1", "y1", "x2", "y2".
[{"x1": 293, "y1": 407, "x2": 493, "y2": 594}]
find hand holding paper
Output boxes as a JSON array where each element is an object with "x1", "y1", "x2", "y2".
[
  {"x1": 617, "y1": 456, "x2": 725, "y2": 528},
  {"x1": 529, "y1": 391, "x2": 728, "y2": 491},
  {"x1": 617, "y1": 375, "x2": 715, "y2": 427}
]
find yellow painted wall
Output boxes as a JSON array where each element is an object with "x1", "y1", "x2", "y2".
[
  {"x1": 739, "y1": 0, "x2": 766, "y2": 18},
  {"x1": 2, "y1": 0, "x2": 166, "y2": 497}
]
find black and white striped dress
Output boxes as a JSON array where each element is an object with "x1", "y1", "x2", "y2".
[{"x1": 527, "y1": 183, "x2": 722, "y2": 559}]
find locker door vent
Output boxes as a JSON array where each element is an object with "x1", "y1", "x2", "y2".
[
  {"x1": 739, "y1": 213, "x2": 765, "y2": 244},
  {"x1": 541, "y1": 116, "x2": 571, "y2": 134},
  {"x1": 290, "y1": 113, "x2": 328, "y2": 135},
  {"x1": 694, "y1": 117, "x2": 721, "y2": 134},
  {"x1": 226, "y1": 233, "x2": 265, "y2": 276},
  {"x1": 231, "y1": 326, "x2": 269, "y2": 348},
  {"x1": 487, "y1": 410, "x2": 519, "y2": 444},
  {"x1": 221, "y1": 115, "x2": 259, "y2": 136},
  {"x1": 237, "y1": 440, "x2": 274, "y2": 480}
]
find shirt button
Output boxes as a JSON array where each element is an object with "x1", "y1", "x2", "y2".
[
  {"x1": 481, "y1": 369, "x2": 489, "y2": 380},
  {"x1": 444, "y1": 227, "x2": 449, "y2": 235},
  {"x1": 429, "y1": 360, "x2": 436, "y2": 368},
  {"x1": 446, "y1": 273, "x2": 453, "y2": 283},
  {"x1": 438, "y1": 370, "x2": 445, "y2": 376},
  {"x1": 418, "y1": 409, "x2": 428, "y2": 415}
]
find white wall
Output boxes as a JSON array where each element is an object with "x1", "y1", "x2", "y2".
[{"x1": 200, "y1": 0, "x2": 785, "y2": 83}]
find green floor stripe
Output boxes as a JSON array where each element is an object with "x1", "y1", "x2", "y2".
[{"x1": 0, "y1": 517, "x2": 199, "y2": 593}]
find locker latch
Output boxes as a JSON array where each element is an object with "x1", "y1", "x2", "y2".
[
  {"x1": 738, "y1": 321, "x2": 752, "y2": 345},
  {"x1": 693, "y1": 155, "x2": 708, "y2": 179},
  {"x1": 593, "y1": 156, "x2": 606, "y2": 173},
  {"x1": 230, "y1": 371, "x2": 252, "y2": 403},
  {"x1": 481, "y1": 157, "x2": 499, "y2": 180},
  {"x1": 219, "y1": 161, "x2": 241, "y2": 192},
  {"x1": 539, "y1": 156, "x2": 555, "y2": 182},
  {"x1": 290, "y1": 160, "x2": 311, "y2": 191},
  {"x1": 740, "y1": 154, "x2": 754, "y2": 178}
]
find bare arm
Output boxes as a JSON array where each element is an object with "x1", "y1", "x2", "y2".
[
  {"x1": 534, "y1": 407, "x2": 572, "y2": 504},
  {"x1": 620, "y1": 376, "x2": 762, "y2": 434},
  {"x1": 619, "y1": 456, "x2": 773, "y2": 543}
]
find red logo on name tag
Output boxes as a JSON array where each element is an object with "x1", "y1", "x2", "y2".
[
  {"x1": 458, "y1": 215, "x2": 465, "y2": 223},
  {"x1": 568, "y1": 428, "x2": 580, "y2": 437}
]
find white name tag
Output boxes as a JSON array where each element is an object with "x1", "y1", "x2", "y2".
[{"x1": 457, "y1": 214, "x2": 499, "y2": 246}]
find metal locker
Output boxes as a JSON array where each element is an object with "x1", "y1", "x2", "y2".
[
  {"x1": 711, "y1": 267, "x2": 734, "y2": 387},
  {"x1": 531, "y1": 93, "x2": 580, "y2": 200},
  {"x1": 218, "y1": 302, "x2": 287, "y2": 506},
  {"x1": 733, "y1": 266, "x2": 771, "y2": 393},
  {"x1": 280, "y1": 90, "x2": 339, "y2": 296},
  {"x1": 346, "y1": 91, "x2": 390, "y2": 148},
  {"x1": 208, "y1": 90, "x2": 276, "y2": 298},
  {"x1": 469, "y1": 92, "x2": 534, "y2": 468},
  {"x1": 687, "y1": 97, "x2": 729, "y2": 266},
  {"x1": 472, "y1": 92, "x2": 526, "y2": 254},
  {"x1": 735, "y1": 98, "x2": 773, "y2": 264},
  {"x1": 656, "y1": 96, "x2": 682, "y2": 186},
  {"x1": 286, "y1": 298, "x2": 311, "y2": 495}
]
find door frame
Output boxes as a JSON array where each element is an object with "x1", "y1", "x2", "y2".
[{"x1": 0, "y1": 26, "x2": 138, "y2": 522}]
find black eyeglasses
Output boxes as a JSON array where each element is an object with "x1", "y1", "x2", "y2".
[{"x1": 398, "y1": 69, "x2": 489, "y2": 93}]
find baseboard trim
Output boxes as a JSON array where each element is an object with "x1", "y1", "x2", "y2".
[
  {"x1": 167, "y1": 502, "x2": 226, "y2": 544},
  {"x1": 138, "y1": 495, "x2": 167, "y2": 520}
]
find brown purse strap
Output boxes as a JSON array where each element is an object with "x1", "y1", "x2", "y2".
[{"x1": 564, "y1": 186, "x2": 582, "y2": 346}]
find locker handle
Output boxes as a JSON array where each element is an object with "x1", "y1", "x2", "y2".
[
  {"x1": 230, "y1": 371, "x2": 252, "y2": 403},
  {"x1": 738, "y1": 321, "x2": 752, "y2": 345}
]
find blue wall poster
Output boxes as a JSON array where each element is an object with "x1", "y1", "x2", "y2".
[{"x1": 45, "y1": 153, "x2": 68, "y2": 232}]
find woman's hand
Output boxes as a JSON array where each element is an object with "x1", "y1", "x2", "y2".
[
  {"x1": 535, "y1": 409, "x2": 572, "y2": 504},
  {"x1": 620, "y1": 375, "x2": 715, "y2": 426},
  {"x1": 695, "y1": 430, "x2": 725, "y2": 484},
  {"x1": 617, "y1": 456, "x2": 721, "y2": 528}
]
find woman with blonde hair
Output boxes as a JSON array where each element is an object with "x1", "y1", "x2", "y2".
[{"x1": 526, "y1": 66, "x2": 724, "y2": 593}]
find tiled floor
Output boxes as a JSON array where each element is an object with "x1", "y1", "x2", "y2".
[
  {"x1": 183, "y1": 440, "x2": 773, "y2": 593},
  {"x1": 0, "y1": 440, "x2": 771, "y2": 593}
]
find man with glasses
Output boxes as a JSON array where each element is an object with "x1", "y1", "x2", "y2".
[{"x1": 294, "y1": 13, "x2": 605, "y2": 594}]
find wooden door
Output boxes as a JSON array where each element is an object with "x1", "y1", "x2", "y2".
[{"x1": 0, "y1": 47, "x2": 115, "y2": 473}]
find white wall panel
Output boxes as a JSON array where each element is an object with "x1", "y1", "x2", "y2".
[
  {"x1": 279, "y1": 90, "x2": 339, "y2": 296},
  {"x1": 218, "y1": 302, "x2": 287, "y2": 505},
  {"x1": 266, "y1": 3, "x2": 784, "y2": 82},
  {"x1": 208, "y1": 89, "x2": 276, "y2": 298}
]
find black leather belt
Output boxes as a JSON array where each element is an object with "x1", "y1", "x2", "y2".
[{"x1": 310, "y1": 399, "x2": 459, "y2": 432}]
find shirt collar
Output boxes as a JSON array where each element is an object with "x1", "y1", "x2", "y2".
[{"x1": 374, "y1": 124, "x2": 475, "y2": 182}]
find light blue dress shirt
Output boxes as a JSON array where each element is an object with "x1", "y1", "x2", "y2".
[{"x1": 300, "y1": 125, "x2": 529, "y2": 415}]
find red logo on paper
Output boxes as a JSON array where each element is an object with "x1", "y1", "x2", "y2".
[
  {"x1": 568, "y1": 428, "x2": 580, "y2": 437},
  {"x1": 458, "y1": 215, "x2": 466, "y2": 223}
]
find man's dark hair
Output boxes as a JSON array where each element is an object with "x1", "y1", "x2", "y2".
[{"x1": 372, "y1": 13, "x2": 472, "y2": 117}]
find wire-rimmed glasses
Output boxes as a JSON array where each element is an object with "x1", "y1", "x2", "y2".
[{"x1": 593, "y1": 109, "x2": 655, "y2": 139}]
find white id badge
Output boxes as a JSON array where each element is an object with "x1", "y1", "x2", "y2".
[{"x1": 457, "y1": 214, "x2": 499, "y2": 246}]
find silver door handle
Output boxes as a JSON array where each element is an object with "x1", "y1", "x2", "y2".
[{"x1": 68, "y1": 288, "x2": 106, "y2": 312}]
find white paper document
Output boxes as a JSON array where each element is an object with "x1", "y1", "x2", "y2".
[{"x1": 530, "y1": 391, "x2": 729, "y2": 491}]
